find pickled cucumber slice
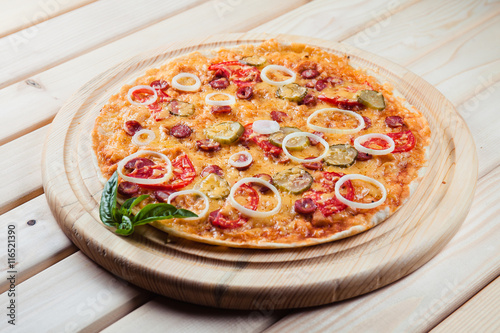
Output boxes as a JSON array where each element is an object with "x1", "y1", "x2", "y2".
[
  {"x1": 273, "y1": 167, "x2": 313, "y2": 194},
  {"x1": 194, "y1": 173, "x2": 230, "y2": 199},
  {"x1": 204, "y1": 121, "x2": 244, "y2": 144},
  {"x1": 240, "y1": 55, "x2": 267, "y2": 67},
  {"x1": 168, "y1": 100, "x2": 195, "y2": 117},
  {"x1": 269, "y1": 127, "x2": 309, "y2": 151},
  {"x1": 276, "y1": 83, "x2": 308, "y2": 103},
  {"x1": 357, "y1": 90, "x2": 385, "y2": 110},
  {"x1": 323, "y1": 144, "x2": 358, "y2": 167}
]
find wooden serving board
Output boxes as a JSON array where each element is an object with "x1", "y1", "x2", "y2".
[{"x1": 42, "y1": 33, "x2": 477, "y2": 310}]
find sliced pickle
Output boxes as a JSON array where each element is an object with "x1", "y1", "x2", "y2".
[
  {"x1": 194, "y1": 173, "x2": 230, "y2": 199},
  {"x1": 167, "y1": 100, "x2": 195, "y2": 117},
  {"x1": 268, "y1": 127, "x2": 309, "y2": 151},
  {"x1": 276, "y1": 83, "x2": 308, "y2": 103},
  {"x1": 273, "y1": 167, "x2": 313, "y2": 194},
  {"x1": 204, "y1": 121, "x2": 244, "y2": 144},
  {"x1": 357, "y1": 90, "x2": 385, "y2": 110},
  {"x1": 240, "y1": 55, "x2": 267, "y2": 67},
  {"x1": 324, "y1": 144, "x2": 358, "y2": 167}
]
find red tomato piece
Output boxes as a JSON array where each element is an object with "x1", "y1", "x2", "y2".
[
  {"x1": 387, "y1": 130, "x2": 416, "y2": 153},
  {"x1": 363, "y1": 137, "x2": 391, "y2": 150},
  {"x1": 318, "y1": 95, "x2": 364, "y2": 111},
  {"x1": 239, "y1": 123, "x2": 282, "y2": 157},
  {"x1": 141, "y1": 154, "x2": 196, "y2": 190},
  {"x1": 303, "y1": 190, "x2": 348, "y2": 217},
  {"x1": 209, "y1": 184, "x2": 259, "y2": 229}
]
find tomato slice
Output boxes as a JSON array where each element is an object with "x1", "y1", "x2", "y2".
[
  {"x1": 209, "y1": 184, "x2": 259, "y2": 229},
  {"x1": 318, "y1": 95, "x2": 364, "y2": 111},
  {"x1": 387, "y1": 130, "x2": 416, "y2": 153},
  {"x1": 141, "y1": 154, "x2": 196, "y2": 190},
  {"x1": 240, "y1": 123, "x2": 283, "y2": 157},
  {"x1": 304, "y1": 172, "x2": 355, "y2": 216},
  {"x1": 363, "y1": 137, "x2": 390, "y2": 150}
]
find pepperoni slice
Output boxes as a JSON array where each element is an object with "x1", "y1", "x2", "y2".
[
  {"x1": 315, "y1": 79, "x2": 328, "y2": 91},
  {"x1": 294, "y1": 198, "x2": 317, "y2": 214},
  {"x1": 141, "y1": 154, "x2": 196, "y2": 190},
  {"x1": 201, "y1": 165, "x2": 224, "y2": 178},
  {"x1": 150, "y1": 80, "x2": 169, "y2": 91},
  {"x1": 356, "y1": 152, "x2": 372, "y2": 161},
  {"x1": 387, "y1": 130, "x2": 416, "y2": 153},
  {"x1": 153, "y1": 190, "x2": 174, "y2": 202},
  {"x1": 363, "y1": 116, "x2": 372, "y2": 130},
  {"x1": 318, "y1": 95, "x2": 364, "y2": 111},
  {"x1": 301, "y1": 69, "x2": 320, "y2": 79},
  {"x1": 210, "y1": 77, "x2": 229, "y2": 89},
  {"x1": 117, "y1": 182, "x2": 140, "y2": 197},
  {"x1": 236, "y1": 86, "x2": 253, "y2": 99},
  {"x1": 325, "y1": 76, "x2": 343, "y2": 86},
  {"x1": 270, "y1": 111, "x2": 288, "y2": 123},
  {"x1": 123, "y1": 120, "x2": 143, "y2": 136},
  {"x1": 300, "y1": 94, "x2": 317, "y2": 107},
  {"x1": 211, "y1": 105, "x2": 232, "y2": 114},
  {"x1": 302, "y1": 157, "x2": 323, "y2": 170},
  {"x1": 124, "y1": 157, "x2": 155, "y2": 171},
  {"x1": 385, "y1": 116, "x2": 404, "y2": 128},
  {"x1": 170, "y1": 124, "x2": 192, "y2": 138},
  {"x1": 196, "y1": 139, "x2": 221, "y2": 152}
]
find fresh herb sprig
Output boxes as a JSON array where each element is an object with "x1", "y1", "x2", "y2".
[{"x1": 99, "y1": 172, "x2": 197, "y2": 235}]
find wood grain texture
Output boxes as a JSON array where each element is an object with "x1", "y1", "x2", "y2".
[
  {"x1": 431, "y1": 276, "x2": 500, "y2": 333},
  {"x1": 0, "y1": 0, "x2": 308, "y2": 146},
  {"x1": 0, "y1": 0, "x2": 206, "y2": 89},
  {"x1": 263, "y1": 164, "x2": 500, "y2": 333},
  {"x1": 42, "y1": 33, "x2": 477, "y2": 309},
  {"x1": 0, "y1": 252, "x2": 149, "y2": 333},
  {"x1": 0, "y1": 195, "x2": 76, "y2": 293},
  {"x1": 0, "y1": 0, "x2": 97, "y2": 38}
]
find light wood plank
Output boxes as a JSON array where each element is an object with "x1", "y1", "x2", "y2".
[
  {"x1": 0, "y1": 194, "x2": 76, "y2": 293},
  {"x1": 0, "y1": 126, "x2": 48, "y2": 215},
  {"x1": 342, "y1": 0, "x2": 500, "y2": 67},
  {"x1": 0, "y1": 0, "x2": 206, "y2": 89},
  {"x1": 263, "y1": 165, "x2": 500, "y2": 333},
  {"x1": 101, "y1": 296, "x2": 282, "y2": 333},
  {"x1": 0, "y1": 0, "x2": 98, "y2": 38},
  {"x1": 0, "y1": 252, "x2": 150, "y2": 332},
  {"x1": 0, "y1": 0, "x2": 308, "y2": 145},
  {"x1": 431, "y1": 276, "x2": 500, "y2": 333}
]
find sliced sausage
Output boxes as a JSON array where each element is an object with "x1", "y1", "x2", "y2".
[
  {"x1": 356, "y1": 152, "x2": 372, "y2": 161},
  {"x1": 302, "y1": 157, "x2": 323, "y2": 170},
  {"x1": 117, "y1": 182, "x2": 140, "y2": 197},
  {"x1": 301, "y1": 69, "x2": 320, "y2": 79},
  {"x1": 211, "y1": 105, "x2": 232, "y2": 114},
  {"x1": 201, "y1": 165, "x2": 224, "y2": 178},
  {"x1": 363, "y1": 116, "x2": 372, "y2": 130},
  {"x1": 209, "y1": 77, "x2": 229, "y2": 89},
  {"x1": 301, "y1": 94, "x2": 317, "y2": 107},
  {"x1": 270, "y1": 110, "x2": 288, "y2": 123},
  {"x1": 150, "y1": 80, "x2": 169, "y2": 90},
  {"x1": 385, "y1": 116, "x2": 404, "y2": 128},
  {"x1": 294, "y1": 198, "x2": 317, "y2": 214},
  {"x1": 170, "y1": 124, "x2": 192, "y2": 138},
  {"x1": 196, "y1": 139, "x2": 221, "y2": 152},
  {"x1": 252, "y1": 173, "x2": 273, "y2": 193},
  {"x1": 236, "y1": 86, "x2": 253, "y2": 99},
  {"x1": 123, "y1": 120, "x2": 143, "y2": 136},
  {"x1": 309, "y1": 131, "x2": 325, "y2": 146},
  {"x1": 124, "y1": 157, "x2": 154, "y2": 170},
  {"x1": 154, "y1": 190, "x2": 174, "y2": 202},
  {"x1": 315, "y1": 79, "x2": 328, "y2": 91}
]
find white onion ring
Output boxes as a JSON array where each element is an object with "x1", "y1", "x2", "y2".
[
  {"x1": 260, "y1": 65, "x2": 296, "y2": 86},
  {"x1": 131, "y1": 129, "x2": 155, "y2": 146},
  {"x1": 117, "y1": 150, "x2": 172, "y2": 185},
  {"x1": 205, "y1": 92, "x2": 236, "y2": 106},
  {"x1": 307, "y1": 108, "x2": 365, "y2": 134},
  {"x1": 252, "y1": 120, "x2": 280, "y2": 134},
  {"x1": 127, "y1": 85, "x2": 157, "y2": 106},
  {"x1": 335, "y1": 174, "x2": 387, "y2": 209},
  {"x1": 281, "y1": 132, "x2": 330, "y2": 163},
  {"x1": 167, "y1": 190, "x2": 209, "y2": 221},
  {"x1": 229, "y1": 177, "x2": 282, "y2": 218},
  {"x1": 171, "y1": 73, "x2": 201, "y2": 92},
  {"x1": 354, "y1": 133, "x2": 395, "y2": 155},
  {"x1": 229, "y1": 151, "x2": 253, "y2": 168}
]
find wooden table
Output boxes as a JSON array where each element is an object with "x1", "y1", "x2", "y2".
[{"x1": 0, "y1": 0, "x2": 498, "y2": 331}]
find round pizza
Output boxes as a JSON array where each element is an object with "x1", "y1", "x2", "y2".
[{"x1": 92, "y1": 40, "x2": 431, "y2": 248}]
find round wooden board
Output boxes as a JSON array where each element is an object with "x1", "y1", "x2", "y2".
[{"x1": 42, "y1": 33, "x2": 477, "y2": 310}]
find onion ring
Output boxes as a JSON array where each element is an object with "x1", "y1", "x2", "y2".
[
  {"x1": 229, "y1": 177, "x2": 282, "y2": 218},
  {"x1": 131, "y1": 129, "x2": 155, "y2": 146},
  {"x1": 127, "y1": 85, "x2": 157, "y2": 106},
  {"x1": 117, "y1": 150, "x2": 173, "y2": 185},
  {"x1": 171, "y1": 73, "x2": 201, "y2": 92},
  {"x1": 354, "y1": 133, "x2": 395, "y2": 155},
  {"x1": 307, "y1": 108, "x2": 365, "y2": 134},
  {"x1": 167, "y1": 190, "x2": 209, "y2": 221},
  {"x1": 252, "y1": 120, "x2": 280, "y2": 134},
  {"x1": 229, "y1": 151, "x2": 253, "y2": 169},
  {"x1": 205, "y1": 92, "x2": 236, "y2": 106},
  {"x1": 260, "y1": 65, "x2": 296, "y2": 86},
  {"x1": 281, "y1": 132, "x2": 330, "y2": 163},
  {"x1": 335, "y1": 174, "x2": 387, "y2": 209}
]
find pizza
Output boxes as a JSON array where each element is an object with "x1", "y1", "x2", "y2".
[{"x1": 92, "y1": 40, "x2": 431, "y2": 248}]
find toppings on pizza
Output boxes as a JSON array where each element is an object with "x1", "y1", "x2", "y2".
[
  {"x1": 171, "y1": 73, "x2": 201, "y2": 92},
  {"x1": 272, "y1": 167, "x2": 314, "y2": 194},
  {"x1": 240, "y1": 55, "x2": 267, "y2": 67},
  {"x1": 167, "y1": 190, "x2": 209, "y2": 221},
  {"x1": 388, "y1": 130, "x2": 416, "y2": 153},
  {"x1": 260, "y1": 65, "x2": 296, "y2": 86},
  {"x1": 252, "y1": 120, "x2": 280, "y2": 135},
  {"x1": 205, "y1": 92, "x2": 235, "y2": 106},
  {"x1": 228, "y1": 178, "x2": 282, "y2": 218},
  {"x1": 335, "y1": 174, "x2": 387, "y2": 209},
  {"x1": 167, "y1": 100, "x2": 195, "y2": 117},
  {"x1": 141, "y1": 154, "x2": 195, "y2": 190},
  {"x1": 276, "y1": 83, "x2": 308, "y2": 103},
  {"x1": 323, "y1": 144, "x2": 358, "y2": 167},
  {"x1": 127, "y1": 85, "x2": 157, "y2": 106},
  {"x1": 204, "y1": 121, "x2": 244, "y2": 144},
  {"x1": 307, "y1": 108, "x2": 365, "y2": 134},
  {"x1": 318, "y1": 95, "x2": 364, "y2": 111},
  {"x1": 229, "y1": 151, "x2": 253, "y2": 170},
  {"x1": 194, "y1": 173, "x2": 231, "y2": 199},
  {"x1": 123, "y1": 120, "x2": 143, "y2": 136},
  {"x1": 357, "y1": 90, "x2": 386, "y2": 110},
  {"x1": 117, "y1": 150, "x2": 173, "y2": 185},
  {"x1": 354, "y1": 134, "x2": 395, "y2": 155},
  {"x1": 131, "y1": 129, "x2": 155, "y2": 146},
  {"x1": 281, "y1": 132, "x2": 329, "y2": 164}
]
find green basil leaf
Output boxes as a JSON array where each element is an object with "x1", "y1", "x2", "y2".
[
  {"x1": 99, "y1": 171, "x2": 119, "y2": 227},
  {"x1": 119, "y1": 195, "x2": 149, "y2": 216},
  {"x1": 115, "y1": 215, "x2": 134, "y2": 236},
  {"x1": 133, "y1": 203, "x2": 197, "y2": 226}
]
